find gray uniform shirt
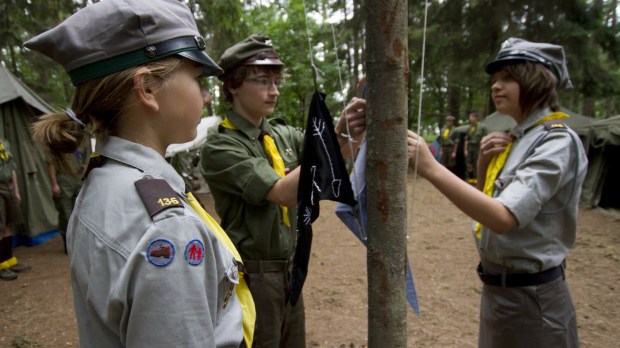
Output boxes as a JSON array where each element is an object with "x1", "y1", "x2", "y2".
[
  {"x1": 67, "y1": 136, "x2": 243, "y2": 347},
  {"x1": 477, "y1": 108, "x2": 588, "y2": 273}
]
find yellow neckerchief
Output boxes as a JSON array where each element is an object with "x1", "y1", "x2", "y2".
[
  {"x1": 0, "y1": 142, "x2": 9, "y2": 161},
  {"x1": 185, "y1": 192, "x2": 256, "y2": 347},
  {"x1": 442, "y1": 127, "x2": 450, "y2": 141},
  {"x1": 474, "y1": 112, "x2": 569, "y2": 238},
  {"x1": 220, "y1": 117, "x2": 290, "y2": 227}
]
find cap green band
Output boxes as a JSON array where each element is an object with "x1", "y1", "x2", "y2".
[{"x1": 68, "y1": 36, "x2": 205, "y2": 85}]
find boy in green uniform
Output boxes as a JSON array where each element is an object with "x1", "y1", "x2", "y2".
[
  {"x1": 47, "y1": 140, "x2": 90, "y2": 253},
  {"x1": 0, "y1": 137, "x2": 29, "y2": 280},
  {"x1": 464, "y1": 111, "x2": 488, "y2": 183},
  {"x1": 201, "y1": 34, "x2": 366, "y2": 347},
  {"x1": 439, "y1": 115, "x2": 457, "y2": 171}
]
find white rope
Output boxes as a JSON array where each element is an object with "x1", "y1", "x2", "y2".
[
  {"x1": 409, "y1": 0, "x2": 430, "y2": 237},
  {"x1": 330, "y1": 23, "x2": 366, "y2": 240},
  {"x1": 302, "y1": 1, "x2": 321, "y2": 87}
]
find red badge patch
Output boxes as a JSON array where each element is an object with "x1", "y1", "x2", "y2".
[
  {"x1": 185, "y1": 240, "x2": 205, "y2": 266},
  {"x1": 147, "y1": 239, "x2": 175, "y2": 267}
]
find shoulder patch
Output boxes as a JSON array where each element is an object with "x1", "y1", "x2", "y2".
[
  {"x1": 184, "y1": 239, "x2": 205, "y2": 266},
  {"x1": 146, "y1": 239, "x2": 175, "y2": 267},
  {"x1": 134, "y1": 177, "x2": 183, "y2": 218},
  {"x1": 543, "y1": 120, "x2": 568, "y2": 132}
]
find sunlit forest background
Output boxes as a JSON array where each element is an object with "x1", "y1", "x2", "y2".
[{"x1": 2, "y1": 0, "x2": 619, "y2": 134}]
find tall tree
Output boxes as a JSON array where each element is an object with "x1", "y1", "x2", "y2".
[{"x1": 365, "y1": 0, "x2": 409, "y2": 346}]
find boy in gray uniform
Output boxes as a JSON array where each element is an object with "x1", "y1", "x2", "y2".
[
  {"x1": 407, "y1": 38, "x2": 586, "y2": 347},
  {"x1": 27, "y1": 0, "x2": 254, "y2": 346}
]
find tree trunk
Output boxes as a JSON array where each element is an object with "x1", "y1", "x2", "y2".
[
  {"x1": 365, "y1": 0, "x2": 409, "y2": 347},
  {"x1": 583, "y1": 96, "x2": 596, "y2": 117}
]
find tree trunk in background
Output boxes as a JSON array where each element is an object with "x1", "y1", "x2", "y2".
[
  {"x1": 583, "y1": 96, "x2": 596, "y2": 117},
  {"x1": 365, "y1": 0, "x2": 409, "y2": 346}
]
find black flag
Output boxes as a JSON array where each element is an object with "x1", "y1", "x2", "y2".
[{"x1": 289, "y1": 91, "x2": 356, "y2": 305}]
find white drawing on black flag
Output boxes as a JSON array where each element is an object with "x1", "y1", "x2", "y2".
[{"x1": 311, "y1": 117, "x2": 342, "y2": 201}]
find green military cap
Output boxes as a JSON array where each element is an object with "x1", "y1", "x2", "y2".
[
  {"x1": 485, "y1": 37, "x2": 572, "y2": 89},
  {"x1": 218, "y1": 34, "x2": 284, "y2": 77},
  {"x1": 24, "y1": 0, "x2": 223, "y2": 86}
]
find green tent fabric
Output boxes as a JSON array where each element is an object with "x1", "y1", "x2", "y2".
[
  {"x1": 580, "y1": 115, "x2": 620, "y2": 208},
  {"x1": 0, "y1": 64, "x2": 59, "y2": 246},
  {"x1": 482, "y1": 107, "x2": 594, "y2": 135}
]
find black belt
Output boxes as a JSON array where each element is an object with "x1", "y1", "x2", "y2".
[
  {"x1": 243, "y1": 259, "x2": 291, "y2": 273},
  {"x1": 477, "y1": 262, "x2": 564, "y2": 287}
]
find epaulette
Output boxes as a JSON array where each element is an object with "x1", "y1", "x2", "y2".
[
  {"x1": 82, "y1": 152, "x2": 106, "y2": 180},
  {"x1": 268, "y1": 117, "x2": 288, "y2": 126},
  {"x1": 134, "y1": 176, "x2": 183, "y2": 218},
  {"x1": 543, "y1": 120, "x2": 568, "y2": 132}
]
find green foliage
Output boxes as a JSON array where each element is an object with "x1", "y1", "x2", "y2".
[{"x1": 2, "y1": 0, "x2": 620, "y2": 131}]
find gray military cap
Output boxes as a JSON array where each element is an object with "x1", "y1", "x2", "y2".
[
  {"x1": 218, "y1": 34, "x2": 284, "y2": 78},
  {"x1": 446, "y1": 115, "x2": 456, "y2": 121},
  {"x1": 24, "y1": 0, "x2": 223, "y2": 86},
  {"x1": 485, "y1": 37, "x2": 572, "y2": 89}
]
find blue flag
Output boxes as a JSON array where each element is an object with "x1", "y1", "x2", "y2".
[{"x1": 335, "y1": 139, "x2": 420, "y2": 315}]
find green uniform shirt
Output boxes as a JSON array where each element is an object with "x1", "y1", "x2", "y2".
[
  {"x1": 439, "y1": 125, "x2": 456, "y2": 147},
  {"x1": 465, "y1": 123, "x2": 488, "y2": 145},
  {"x1": 201, "y1": 110, "x2": 304, "y2": 260},
  {"x1": 0, "y1": 138, "x2": 16, "y2": 182}
]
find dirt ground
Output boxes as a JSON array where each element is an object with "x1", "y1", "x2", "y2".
[{"x1": 1, "y1": 175, "x2": 619, "y2": 348}]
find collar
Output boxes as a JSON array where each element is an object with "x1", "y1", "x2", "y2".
[
  {"x1": 96, "y1": 136, "x2": 185, "y2": 193},
  {"x1": 225, "y1": 109, "x2": 273, "y2": 140},
  {"x1": 513, "y1": 107, "x2": 553, "y2": 138}
]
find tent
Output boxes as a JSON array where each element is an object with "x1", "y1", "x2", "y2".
[
  {"x1": 580, "y1": 115, "x2": 620, "y2": 208},
  {"x1": 165, "y1": 116, "x2": 221, "y2": 158},
  {"x1": 0, "y1": 64, "x2": 59, "y2": 246},
  {"x1": 165, "y1": 115, "x2": 221, "y2": 193},
  {"x1": 481, "y1": 107, "x2": 594, "y2": 136}
]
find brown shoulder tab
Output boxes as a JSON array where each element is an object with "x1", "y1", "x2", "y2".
[
  {"x1": 543, "y1": 120, "x2": 567, "y2": 132},
  {"x1": 82, "y1": 153, "x2": 107, "y2": 180},
  {"x1": 134, "y1": 177, "x2": 183, "y2": 218}
]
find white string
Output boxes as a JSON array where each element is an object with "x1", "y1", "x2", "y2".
[
  {"x1": 302, "y1": 0, "x2": 366, "y2": 239},
  {"x1": 331, "y1": 23, "x2": 366, "y2": 240},
  {"x1": 409, "y1": 0, "x2": 430, "y2": 236},
  {"x1": 302, "y1": 1, "x2": 321, "y2": 86}
]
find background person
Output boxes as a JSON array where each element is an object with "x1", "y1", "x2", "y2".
[
  {"x1": 47, "y1": 139, "x2": 90, "y2": 254},
  {"x1": 201, "y1": 33, "x2": 366, "y2": 348},
  {"x1": 26, "y1": 0, "x2": 253, "y2": 346},
  {"x1": 0, "y1": 137, "x2": 29, "y2": 281},
  {"x1": 407, "y1": 38, "x2": 586, "y2": 347},
  {"x1": 464, "y1": 111, "x2": 488, "y2": 184},
  {"x1": 439, "y1": 115, "x2": 458, "y2": 173}
]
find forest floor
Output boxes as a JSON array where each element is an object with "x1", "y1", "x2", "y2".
[{"x1": 1, "y1": 174, "x2": 619, "y2": 348}]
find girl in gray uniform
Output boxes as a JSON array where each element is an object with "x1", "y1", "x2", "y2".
[
  {"x1": 27, "y1": 0, "x2": 254, "y2": 346},
  {"x1": 407, "y1": 38, "x2": 586, "y2": 347}
]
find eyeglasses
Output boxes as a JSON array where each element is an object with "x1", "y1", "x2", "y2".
[{"x1": 244, "y1": 77, "x2": 284, "y2": 89}]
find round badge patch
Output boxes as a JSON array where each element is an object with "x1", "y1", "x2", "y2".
[
  {"x1": 185, "y1": 239, "x2": 205, "y2": 266},
  {"x1": 146, "y1": 239, "x2": 175, "y2": 267}
]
